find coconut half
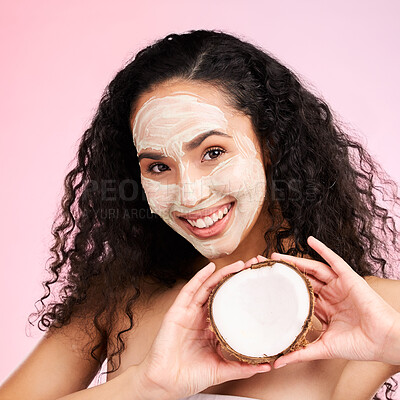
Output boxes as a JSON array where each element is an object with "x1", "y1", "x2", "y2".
[{"x1": 208, "y1": 259, "x2": 314, "y2": 364}]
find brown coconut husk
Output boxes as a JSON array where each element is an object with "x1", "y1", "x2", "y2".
[{"x1": 207, "y1": 259, "x2": 315, "y2": 364}]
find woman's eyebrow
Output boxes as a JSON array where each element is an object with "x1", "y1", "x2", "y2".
[
  {"x1": 138, "y1": 131, "x2": 232, "y2": 162},
  {"x1": 138, "y1": 152, "x2": 166, "y2": 162},
  {"x1": 184, "y1": 130, "x2": 232, "y2": 151}
]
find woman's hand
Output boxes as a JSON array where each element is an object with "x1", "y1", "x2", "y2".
[
  {"x1": 268, "y1": 236, "x2": 400, "y2": 369},
  {"x1": 133, "y1": 257, "x2": 271, "y2": 400}
]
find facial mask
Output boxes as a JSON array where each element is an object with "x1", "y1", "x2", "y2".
[{"x1": 132, "y1": 92, "x2": 266, "y2": 259}]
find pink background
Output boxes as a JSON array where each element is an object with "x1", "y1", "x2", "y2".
[{"x1": 1, "y1": 0, "x2": 399, "y2": 396}]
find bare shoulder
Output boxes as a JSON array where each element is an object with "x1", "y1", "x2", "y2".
[
  {"x1": 0, "y1": 312, "x2": 106, "y2": 400},
  {"x1": 332, "y1": 275, "x2": 400, "y2": 399},
  {"x1": 121, "y1": 275, "x2": 188, "y2": 310},
  {"x1": 364, "y1": 275, "x2": 400, "y2": 312},
  {"x1": 106, "y1": 277, "x2": 188, "y2": 381},
  {"x1": 109, "y1": 275, "x2": 189, "y2": 336}
]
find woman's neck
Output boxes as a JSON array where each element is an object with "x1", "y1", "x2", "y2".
[{"x1": 209, "y1": 216, "x2": 269, "y2": 270}]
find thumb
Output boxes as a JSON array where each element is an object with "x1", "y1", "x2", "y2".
[{"x1": 273, "y1": 340, "x2": 329, "y2": 368}]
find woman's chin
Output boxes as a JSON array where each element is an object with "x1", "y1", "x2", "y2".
[{"x1": 191, "y1": 238, "x2": 240, "y2": 260}]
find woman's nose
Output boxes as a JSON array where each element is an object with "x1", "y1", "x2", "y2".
[
  {"x1": 179, "y1": 180, "x2": 210, "y2": 207},
  {"x1": 178, "y1": 162, "x2": 210, "y2": 207}
]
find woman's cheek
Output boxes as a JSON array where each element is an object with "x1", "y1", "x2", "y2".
[
  {"x1": 208, "y1": 157, "x2": 266, "y2": 211},
  {"x1": 141, "y1": 176, "x2": 179, "y2": 216}
]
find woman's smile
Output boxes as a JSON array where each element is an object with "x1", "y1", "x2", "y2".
[{"x1": 176, "y1": 200, "x2": 235, "y2": 239}]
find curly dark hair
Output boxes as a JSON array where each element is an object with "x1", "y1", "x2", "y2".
[{"x1": 28, "y1": 29, "x2": 400, "y2": 398}]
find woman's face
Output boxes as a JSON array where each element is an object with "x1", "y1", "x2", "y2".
[{"x1": 130, "y1": 80, "x2": 267, "y2": 259}]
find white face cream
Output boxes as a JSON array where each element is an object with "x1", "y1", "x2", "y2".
[{"x1": 131, "y1": 91, "x2": 266, "y2": 259}]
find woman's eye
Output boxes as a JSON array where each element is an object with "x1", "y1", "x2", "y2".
[
  {"x1": 147, "y1": 163, "x2": 170, "y2": 174},
  {"x1": 203, "y1": 147, "x2": 226, "y2": 161}
]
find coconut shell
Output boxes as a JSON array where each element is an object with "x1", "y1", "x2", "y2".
[{"x1": 207, "y1": 259, "x2": 314, "y2": 364}]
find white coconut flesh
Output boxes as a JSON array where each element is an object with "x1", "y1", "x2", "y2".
[{"x1": 209, "y1": 261, "x2": 314, "y2": 361}]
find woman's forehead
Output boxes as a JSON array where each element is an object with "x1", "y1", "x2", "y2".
[
  {"x1": 131, "y1": 93, "x2": 230, "y2": 152},
  {"x1": 131, "y1": 82, "x2": 237, "y2": 155},
  {"x1": 130, "y1": 80, "x2": 260, "y2": 158},
  {"x1": 130, "y1": 80, "x2": 236, "y2": 125}
]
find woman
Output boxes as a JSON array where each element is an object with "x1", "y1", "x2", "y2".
[{"x1": 1, "y1": 29, "x2": 399, "y2": 400}]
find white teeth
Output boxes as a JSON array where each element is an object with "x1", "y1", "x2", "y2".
[
  {"x1": 204, "y1": 216, "x2": 214, "y2": 227},
  {"x1": 184, "y1": 203, "x2": 233, "y2": 229},
  {"x1": 196, "y1": 218, "x2": 206, "y2": 228}
]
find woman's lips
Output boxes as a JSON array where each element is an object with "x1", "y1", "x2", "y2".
[{"x1": 178, "y1": 201, "x2": 235, "y2": 239}]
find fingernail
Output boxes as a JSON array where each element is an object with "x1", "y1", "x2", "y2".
[
  {"x1": 204, "y1": 262, "x2": 215, "y2": 271},
  {"x1": 233, "y1": 260, "x2": 245, "y2": 268},
  {"x1": 275, "y1": 363, "x2": 287, "y2": 369}
]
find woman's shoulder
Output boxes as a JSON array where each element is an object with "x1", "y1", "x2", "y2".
[
  {"x1": 364, "y1": 274, "x2": 400, "y2": 312},
  {"x1": 0, "y1": 312, "x2": 107, "y2": 399},
  {"x1": 111, "y1": 275, "x2": 188, "y2": 330},
  {"x1": 130, "y1": 275, "x2": 188, "y2": 304}
]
